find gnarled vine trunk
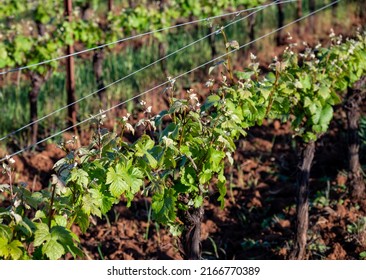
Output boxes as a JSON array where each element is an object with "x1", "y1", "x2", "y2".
[
  {"x1": 181, "y1": 206, "x2": 204, "y2": 260},
  {"x1": 91, "y1": 1, "x2": 114, "y2": 109},
  {"x1": 296, "y1": 0, "x2": 302, "y2": 35},
  {"x1": 158, "y1": 0, "x2": 168, "y2": 77},
  {"x1": 331, "y1": 1, "x2": 339, "y2": 25},
  {"x1": 64, "y1": 0, "x2": 78, "y2": 128},
  {"x1": 308, "y1": 0, "x2": 316, "y2": 34},
  {"x1": 207, "y1": 25, "x2": 217, "y2": 60},
  {"x1": 276, "y1": 3, "x2": 285, "y2": 46},
  {"x1": 158, "y1": 41, "x2": 168, "y2": 77},
  {"x1": 28, "y1": 21, "x2": 46, "y2": 144},
  {"x1": 248, "y1": 13, "x2": 256, "y2": 53},
  {"x1": 332, "y1": 1, "x2": 338, "y2": 17},
  {"x1": 108, "y1": 0, "x2": 113, "y2": 11},
  {"x1": 29, "y1": 73, "x2": 44, "y2": 144},
  {"x1": 290, "y1": 141, "x2": 315, "y2": 260},
  {"x1": 35, "y1": 21, "x2": 46, "y2": 36},
  {"x1": 297, "y1": 0, "x2": 303, "y2": 19},
  {"x1": 93, "y1": 49, "x2": 107, "y2": 107},
  {"x1": 128, "y1": 0, "x2": 136, "y2": 9},
  {"x1": 360, "y1": 0, "x2": 366, "y2": 24},
  {"x1": 345, "y1": 77, "x2": 366, "y2": 201}
]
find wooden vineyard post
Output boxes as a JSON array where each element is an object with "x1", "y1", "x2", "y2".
[{"x1": 64, "y1": 0, "x2": 78, "y2": 128}]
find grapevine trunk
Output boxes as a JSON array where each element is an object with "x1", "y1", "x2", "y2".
[
  {"x1": 207, "y1": 25, "x2": 217, "y2": 59},
  {"x1": 290, "y1": 141, "x2": 315, "y2": 260},
  {"x1": 64, "y1": 0, "x2": 78, "y2": 128},
  {"x1": 345, "y1": 77, "x2": 366, "y2": 202},
  {"x1": 93, "y1": 49, "x2": 107, "y2": 107},
  {"x1": 29, "y1": 73, "x2": 43, "y2": 144},
  {"x1": 308, "y1": 0, "x2": 316, "y2": 34},
  {"x1": 276, "y1": 3, "x2": 285, "y2": 46},
  {"x1": 158, "y1": 41, "x2": 168, "y2": 77},
  {"x1": 295, "y1": 0, "x2": 303, "y2": 35},
  {"x1": 181, "y1": 206, "x2": 204, "y2": 260},
  {"x1": 248, "y1": 13, "x2": 256, "y2": 53}
]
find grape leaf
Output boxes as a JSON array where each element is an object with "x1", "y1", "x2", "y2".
[
  {"x1": 0, "y1": 238, "x2": 8, "y2": 258},
  {"x1": 201, "y1": 94, "x2": 220, "y2": 111},
  {"x1": 101, "y1": 195, "x2": 116, "y2": 214},
  {"x1": 70, "y1": 169, "x2": 89, "y2": 188},
  {"x1": 106, "y1": 163, "x2": 128, "y2": 198},
  {"x1": 318, "y1": 86, "x2": 330, "y2": 100},
  {"x1": 75, "y1": 210, "x2": 90, "y2": 233},
  {"x1": 82, "y1": 189, "x2": 103, "y2": 217},
  {"x1": 128, "y1": 167, "x2": 144, "y2": 194},
  {"x1": 0, "y1": 224, "x2": 12, "y2": 240},
  {"x1": 42, "y1": 236, "x2": 65, "y2": 260},
  {"x1": 217, "y1": 170, "x2": 227, "y2": 208},
  {"x1": 319, "y1": 104, "x2": 333, "y2": 131},
  {"x1": 0, "y1": 238, "x2": 23, "y2": 260},
  {"x1": 34, "y1": 223, "x2": 50, "y2": 247},
  {"x1": 152, "y1": 188, "x2": 177, "y2": 224},
  {"x1": 7, "y1": 240, "x2": 23, "y2": 260}
]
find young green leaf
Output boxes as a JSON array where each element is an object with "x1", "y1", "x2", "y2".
[
  {"x1": 106, "y1": 163, "x2": 129, "y2": 198},
  {"x1": 70, "y1": 169, "x2": 89, "y2": 188},
  {"x1": 42, "y1": 236, "x2": 65, "y2": 260}
]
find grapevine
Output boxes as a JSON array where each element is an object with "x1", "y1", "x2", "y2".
[{"x1": 1, "y1": 27, "x2": 365, "y2": 259}]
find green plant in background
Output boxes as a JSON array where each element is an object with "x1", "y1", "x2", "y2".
[
  {"x1": 313, "y1": 191, "x2": 330, "y2": 208},
  {"x1": 346, "y1": 217, "x2": 366, "y2": 250},
  {"x1": 307, "y1": 239, "x2": 329, "y2": 259},
  {"x1": 0, "y1": 0, "x2": 64, "y2": 143},
  {"x1": 312, "y1": 179, "x2": 332, "y2": 208},
  {"x1": 241, "y1": 238, "x2": 270, "y2": 252},
  {"x1": 346, "y1": 216, "x2": 366, "y2": 260}
]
